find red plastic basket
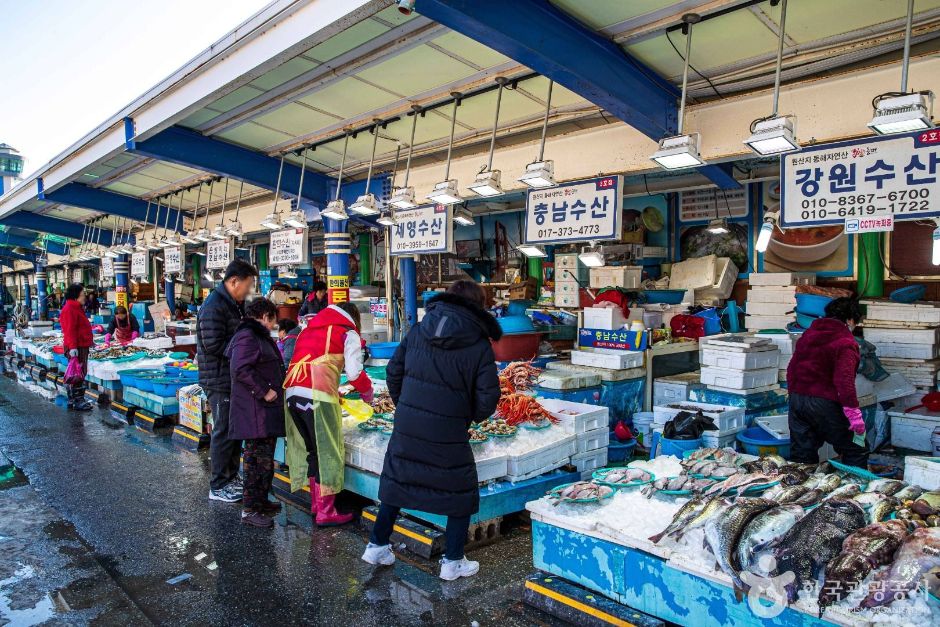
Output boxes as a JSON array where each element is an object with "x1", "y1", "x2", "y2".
[{"x1": 491, "y1": 332, "x2": 541, "y2": 361}]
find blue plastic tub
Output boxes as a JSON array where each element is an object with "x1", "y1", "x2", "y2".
[
  {"x1": 498, "y1": 315, "x2": 536, "y2": 334},
  {"x1": 737, "y1": 426, "x2": 791, "y2": 458},
  {"x1": 369, "y1": 342, "x2": 400, "y2": 360},
  {"x1": 164, "y1": 366, "x2": 181, "y2": 377},
  {"x1": 795, "y1": 311, "x2": 820, "y2": 329},
  {"x1": 890, "y1": 285, "x2": 925, "y2": 303},
  {"x1": 795, "y1": 294, "x2": 832, "y2": 317},
  {"x1": 507, "y1": 300, "x2": 535, "y2": 316},
  {"x1": 695, "y1": 308, "x2": 722, "y2": 335},
  {"x1": 151, "y1": 378, "x2": 186, "y2": 397},
  {"x1": 607, "y1": 436, "x2": 637, "y2": 463},
  {"x1": 658, "y1": 436, "x2": 702, "y2": 458},
  {"x1": 644, "y1": 289, "x2": 686, "y2": 304}
]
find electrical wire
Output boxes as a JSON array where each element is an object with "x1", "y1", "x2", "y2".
[{"x1": 666, "y1": 30, "x2": 723, "y2": 100}]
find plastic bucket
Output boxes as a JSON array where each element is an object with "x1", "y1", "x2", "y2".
[
  {"x1": 933, "y1": 427, "x2": 940, "y2": 457},
  {"x1": 795, "y1": 294, "x2": 832, "y2": 317},
  {"x1": 737, "y1": 426, "x2": 791, "y2": 458},
  {"x1": 368, "y1": 342, "x2": 400, "y2": 360},
  {"x1": 607, "y1": 436, "x2": 637, "y2": 463},
  {"x1": 631, "y1": 412, "x2": 655, "y2": 447},
  {"x1": 658, "y1": 435, "x2": 703, "y2": 458},
  {"x1": 694, "y1": 308, "x2": 721, "y2": 335}
]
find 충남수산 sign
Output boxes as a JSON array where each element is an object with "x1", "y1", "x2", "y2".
[{"x1": 524, "y1": 175, "x2": 622, "y2": 245}]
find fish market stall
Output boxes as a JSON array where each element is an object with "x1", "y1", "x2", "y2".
[{"x1": 524, "y1": 450, "x2": 940, "y2": 626}]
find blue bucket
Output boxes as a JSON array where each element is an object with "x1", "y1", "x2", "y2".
[
  {"x1": 737, "y1": 426, "x2": 791, "y2": 458},
  {"x1": 795, "y1": 294, "x2": 832, "y2": 317},
  {"x1": 369, "y1": 342, "x2": 400, "y2": 360},
  {"x1": 607, "y1": 436, "x2": 637, "y2": 463},
  {"x1": 694, "y1": 308, "x2": 721, "y2": 335},
  {"x1": 657, "y1": 435, "x2": 703, "y2": 458}
]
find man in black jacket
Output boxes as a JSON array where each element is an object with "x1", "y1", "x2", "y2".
[{"x1": 198, "y1": 259, "x2": 258, "y2": 503}]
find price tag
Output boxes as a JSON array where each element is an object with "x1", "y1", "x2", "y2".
[
  {"x1": 100, "y1": 257, "x2": 114, "y2": 278},
  {"x1": 524, "y1": 175, "x2": 622, "y2": 244}
]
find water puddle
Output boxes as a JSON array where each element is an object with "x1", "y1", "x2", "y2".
[{"x1": 0, "y1": 565, "x2": 57, "y2": 626}]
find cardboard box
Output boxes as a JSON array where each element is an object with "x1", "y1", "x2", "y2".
[
  {"x1": 582, "y1": 306, "x2": 628, "y2": 331},
  {"x1": 508, "y1": 278, "x2": 537, "y2": 301}
]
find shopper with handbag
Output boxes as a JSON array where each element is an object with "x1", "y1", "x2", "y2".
[{"x1": 60, "y1": 283, "x2": 95, "y2": 411}]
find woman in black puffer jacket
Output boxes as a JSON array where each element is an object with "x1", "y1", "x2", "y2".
[{"x1": 361, "y1": 281, "x2": 501, "y2": 581}]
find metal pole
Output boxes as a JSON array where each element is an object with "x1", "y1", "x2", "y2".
[
  {"x1": 443, "y1": 95, "x2": 460, "y2": 181},
  {"x1": 296, "y1": 148, "x2": 307, "y2": 206},
  {"x1": 335, "y1": 134, "x2": 350, "y2": 200},
  {"x1": 677, "y1": 24, "x2": 694, "y2": 133},
  {"x1": 402, "y1": 106, "x2": 420, "y2": 188},
  {"x1": 385, "y1": 230, "x2": 394, "y2": 341},
  {"x1": 538, "y1": 80, "x2": 553, "y2": 161},
  {"x1": 771, "y1": 0, "x2": 788, "y2": 116},
  {"x1": 487, "y1": 78, "x2": 506, "y2": 170},
  {"x1": 364, "y1": 122, "x2": 380, "y2": 193},
  {"x1": 203, "y1": 181, "x2": 213, "y2": 230},
  {"x1": 901, "y1": 0, "x2": 915, "y2": 92},
  {"x1": 273, "y1": 156, "x2": 285, "y2": 213}
]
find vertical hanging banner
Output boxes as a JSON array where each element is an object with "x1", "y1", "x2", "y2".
[
  {"x1": 206, "y1": 239, "x2": 233, "y2": 270},
  {"x1": 100, "y1": 257, "x2": 114, "y2": 278},
  {"x1": 131, "y1": 252, "x2": 148, "y2": 277},
  {"x1": 327, "y1": 275, "x2": 349, "y2": 303},
  {"x1": 389, "y1": 205, "x2": 454, "y2": 255},
  {"x1": 115, "y1": 286, "x2": 127, "y2": 309},
  {"x1": 164, "y1": 247, "x2": 182, "y2": 274},
  {"x1": 269, "y1": 228, "x2": 308, "y2": 266},
  {"x1": 523, "y1": 175, "x2": 623, "y2": 244}
]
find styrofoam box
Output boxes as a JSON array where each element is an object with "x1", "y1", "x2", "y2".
[
  {"x1": 555, "y1": 293, "x2": 579, "y2": 308},
  {"x1": 506, "y1": 434, "x2": 577, "y2": 479},
  {"x1": 589, "y1": 266, "x2": 642, "y2": 290},
  {"x1": 576, "y1": 427, "x2": 610, "y2": 454},
  {"x1": 702, "y1": 426, "x2": 744, "y2": 450},
  {"x1": 555, "y1": 280, "x2": 581, "y2": 296},
  {"x1": 642, "y1": 246, "x2": 668, "y2": 258},
  {"x1": 753, "y1": 414, "x2": 836, "y2": 460},
  {"x1": 696, "y1": 257, "x2": 739, "y2": 300},
  {"x1": 653, "y1": 401, "x2": 746, "y2": 432},
  {"x1": 345, "y1": 441, "x2": 386, "y2": 475},
  {"x1": 863, "y1": 301, "x2": 940, "y2": 325},
  {"x1": 888, "y1": 409, "x2": 940, "y2": 452},
  {"x1": 748, "y1": 272, "x2": 816, "y2": 287},
  {"x1": 904, "y1": 456, "x2": 940, "y2": 490},
  {"x1": 583, "y1": 306, "x2": 628, "y2": 331},
  {"x1": 571, "y1": 448, "x2": 609, "y2": 476},
  {"x1": 538, "y1": 372, "x2": 602, "y2": 391},
  {"x1": 762, "y1": 332, "x2": 799, "y2": 354},
  {"x1": 747, "y1": 286, "x2": 798, "y2": 304},
  {"x1": 571, "y1": 349, "x2": 643, "y2": 370},
  {"x1": 670, "y1": 255, "x2": 717, "y2": 290},
  {"x1": 871, "y1": 342, "x2": 939, "y2": 360},
  {"x1": 746, "y1": 316, "x2": 795, "y2": 331},
  {"x1": 701, "y1": 366, "x2": 779, "y2": 390},
  {"x1": 653, "y1": 374, "x2": 704, "y2": 407},
  {"x1": 701, "y1": 347, "x2": 780, "y2": 370},
  {"x1": 556, "y1": 253, "x2": 589, "y2": 277},
  {"x1": 864, "y1": 326, "x2": 940, "y2": 345},
  {"x1": 778, "y1": 353, "x2": 793, "y2": 369},
  {"x1": 540, "y1": 398, "x2": 609, "y2": 433},
  {"x1": 746, "y1": 302, "x2": 794, "y2": 317}
]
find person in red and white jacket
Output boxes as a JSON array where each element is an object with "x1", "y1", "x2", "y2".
[
  {"x1": 284, "y1": 302, "x2": 372, "y2": 526},
  {"x1": 59, "y1": 283, "x2": 95, "y2": 411}
]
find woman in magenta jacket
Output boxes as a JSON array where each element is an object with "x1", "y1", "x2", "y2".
[
  {"x1": 59, "y1": 283, "x2": 94, "y2": 412},
  {"x1": 786, "y1": 297, "x2": 866, "y2": 468}
]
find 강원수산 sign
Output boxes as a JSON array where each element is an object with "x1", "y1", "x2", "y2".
[
  {"x1": 524, "y1": 175, "x2": 622, "y2": 244},
  {"x1": 269, "y1": 228, "x2": 307, "y2": 266},
  {"x1": 131, "y1": 252, "x2": 148, "y2": 277},
  {"x1": 206, "y1": 238, "x2": 233, "y2": 270},
  {"x1": 781, "y1": 130, "x2": 940, "y2": 227},
  {"x1": 164, "y1": 247, "x2": 182, "y2": 274},
  {"x1": 389, "y1": 205, "x2": 452, "y2": 256}
]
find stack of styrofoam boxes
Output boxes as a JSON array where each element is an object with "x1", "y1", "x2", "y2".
[
  {"x1": 652, "y1": 372, "x2": 704, "y2": 408},
  {"x1": 555, "y1": 253, "x2": 588, "y2": 309},
  {"x1": 539, "y1": 398, "x2": 610, "y2": 479},
  {"x1": 759, "y1": 331, "x2": 799, "y2": 383},
  {"x1": 652, "y1": 401, "x2": 746, "y2": 451},
  {"x1": 862, "y1": 299, "x2": 940, "y2": 401},
  {"x1": 746, "y1": 272, "x2": 816, "y2": 331},
  {"x1": 699, "y1": 335, "x2": 780, "y2": 392}
]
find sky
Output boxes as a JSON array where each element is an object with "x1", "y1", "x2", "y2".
[{"x1": 1, "y1": 0, "x2": 270, "y2": 179}]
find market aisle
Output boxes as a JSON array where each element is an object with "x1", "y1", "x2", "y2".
[{"x1": 0, "y1": 378, "x2": 558, "y2": 626}]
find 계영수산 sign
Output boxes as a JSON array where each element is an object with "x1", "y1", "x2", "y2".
[{"x1": 389, "y1": 205, "x2": 453, "y2": 256}]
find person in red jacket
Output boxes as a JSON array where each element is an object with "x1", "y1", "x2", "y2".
[
  {"x1": 284, "y1": 302, "x2": 372, "y2": 526},
  {"x1": 60, "y1": 283, "x2": 95, "y2": 411},
  {"x1": 786, "y1": 297, "x2": 866, "y2": 468}
]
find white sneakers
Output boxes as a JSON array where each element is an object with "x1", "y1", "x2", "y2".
[
  {"x1": 361, "y1": 543, "x2": 396, "y2": 566},
  {"x1": 439, "y1": 557, "x2": 479, "y2": 581}
]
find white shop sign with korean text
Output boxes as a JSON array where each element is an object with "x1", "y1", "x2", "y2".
[
  {"x1": 164, "y1": 247, "x2": 182, "y2": 274},
  {"x1": 781, "y1": 130, "x2": 940, "y2": 227},
  {"x1": 524, "y1": 175, "x2": 622, "y2": 244},
  {"x1": 131, "y1": 252, "x2": 148, "y2": 277},
  {"x1": 206, "y1": 238, "x2": 233, "y2": 270},
  {"x1": 389, "y1": 205, "x2": 453, "y2": 256},
  {"x1": 269, "y1": 228, "x2": 308, "y2": 266},
  {"x1": 100, "y1": 257, "x2": 114, "y2": 278}
]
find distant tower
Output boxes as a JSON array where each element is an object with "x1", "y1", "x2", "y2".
[{"x1": 0, "y1": 144, "x2": 24, "y2": 195}]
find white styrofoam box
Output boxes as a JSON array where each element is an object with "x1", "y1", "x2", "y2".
[
  {"x1": 475, "y1": 455, "x2": 511, "y2": 483},
  {"x1": 589, "y1": 266, "x2": 642, "y2": 290},
  {"x1": 746, "y1": 302, "x2": 794, "y2": 317},
  {"x1": 583, "y1": 306, "x2": 628, "y2": 331},
  {"x1": 555, "y1": 280, "x2": 581, "y2": 296},
  {"x1": 748, "y1": 272, "x2": 816, "y2": 287},
  {"x1": 701, "y1": 426, "x2": 744, "y2": 450},
  {"x1": 546, "y1": 361, "x2": 645, "y2": 383},
  {"x1": 653, "y1": 373, "x2": 704, "y2": 407},
  {"x1": 571, "y1": 349, "x2": 643, "y2": 370},
  {"x1": 669, "y1": 255, "x2": 717, "y2": 290},
  {"x1": 642, "y1": 246, "x2": 668, "y2": 258},
  {"x1": 761, "y1": 331, "x2": 799, "y2": 354},
  {"x1": 871, "y1": 372, "x2": 916, "y2": 403},
  {"x1": 888, "y1": 409, "x2": 940, "y2": 452},
  {"x1": 747, "y1": 286, "x2": 798, "y2": 303},
  {"x1": 777, "y1": 353, "x2": 793, "y2": 369},
  {"x1": 701, "y1": 366, "x2": 779, "y2": 390},
  {"x1": 746, "y1": 315, "x2": 795, "y2": 331},
  {"x1": 540, "y1": 398, "x2": 609, "y2": 433},
  {"x1": 864, "y1": 326, "x2": 940, "y2": 345},
  {"x1": 653, "y1": 401, "x2": 746, "y2": 432},
  {"x1": 555, "y1": 293, "x2": 580, "y2": 308},
  {"x1": 872, "y1": 342, "x2": 939, "y2": 360},
  {"x1": 570, "y1": 448, "x2": 609, "y2": 476},
  {"x1": 862, "y1": 301, "x2": 940, "y2": 325},
  {"x1": 696, "y1": 257, "x2": 739, "y2": 300},
  {"x1": 537, "y1": 371, "x2": 602, "y2": 391},
  {"x1": 506, "y1": 434, "x2": 577, "y2": 479},
  {"x1": 904, "y1": 456, "x2": 940, "y2": 490},
  {"x1": 556, "y1": 253, "x2": 589, "y2": 279},
  {"x1": 345, "y1": 441, "x2": 387, "y2": 475},
  {"x1": 642, "y1": 310, "x2": 663, "y2": 329},
  {"x1": 752, "y1": 415, "x2": 836, "y2": 459},
  {"x1": 576, "y1": 428, "x2": 610, "y2": 454},
  {"x1": 701, "y1": 347, "x2": 780, "y2": 370}
]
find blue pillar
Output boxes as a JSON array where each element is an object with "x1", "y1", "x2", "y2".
[
  {"x1": 400, "y1": 257, "x2": 418, "y2": 333},
  {"x1": 36, "y1": 266, "x2": 48, "y2": 320},
  {"x1": 165, "y1": 275, "x2": 176, "y2": 312},
  {"x1": 323, "y1": 219, "x2": 351, "y2": 304},
  {"x1": 23, "y1": 276, "x2": 31, "y2": 317},
  {"x1": 114, "y1": 256, "x2": 130, "y2": 312}
]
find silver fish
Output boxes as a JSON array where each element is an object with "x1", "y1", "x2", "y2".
[
  {"x1": 869, "y1": 496, "x2": 901, "y2": 524},
  {"x1": 710, "y1": 466, "x2": 742, "y2": 479},
  {"x1": 854, "y1": 492, "x2": 889, "y2": 507},
  {"x1": 679, "y1": 497, "x2": 728, "y2": 538},
  {"x1": 736, "y1": 504, "x2": 805, "y2": 572},
  {"x1": 773, "y1": 486, "x2": 810, "y2": 505},
  {"x1": 704, "y1": 498, "x2": 777, "y2": 597},
  {"x1": 825, "y1": 483, "x2": 861, "y2": 500},
  {"x1": 649, "y1": 496, "x2": 707, "y2": 544},
  {"x1": 817, "y1": 474, "x2": 842, "y2": 493},
  {"x1": 793, "y1": 489, "x2": 825, "y2": 508},
  {"x1": 894, "y1": 485, "x2": 925, "y2": 501},
  {"x1": 865, "y1": 479, "x2": 907, "y2": 496},
  {"x1": 859, "y1": 527, "x2": 940, "y2": 609}
]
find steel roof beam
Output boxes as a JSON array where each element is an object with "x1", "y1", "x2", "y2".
[
  {"x1": 0, "y1": 232, "x2": 68, "y2": 256},
  {"x1": 38, "y1": 179, "x2": 187, "y2": 232},
  {"x1": 0, "y1": 249, "x2": 39, "y2": 263},
  {"x1": 0, "y1": 213, "x2": 114, "y2": 246}
]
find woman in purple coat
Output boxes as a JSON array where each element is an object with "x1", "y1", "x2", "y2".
[{"x1": 224, "y1": 298, "x2": 286, "y2": 528}]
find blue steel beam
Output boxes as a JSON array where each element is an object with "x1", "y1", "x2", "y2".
[
  {"x1": 39, "y1": 179, "x2": 186, "y2": 231},
  {"x1": 127, "y1": 124, "x2": 332, "y2": 203},
  {"x1": 415, "y1": 0, "x2": 741, "y2": 190},
  {"x1": 0, "y1": 231, "x2": 68, "y2": 255},
  {"x1": 0, "y1": 249, "x2": 38, "y2": 263},
  {"x1": 0, "y1": 213, "x2": 114, "y2": 246}
]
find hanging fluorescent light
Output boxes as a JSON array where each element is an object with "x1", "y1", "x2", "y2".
[
  {"x1": 578, "y1": 247, "x2": 605, "y2": 268},
  {"x1": 260, "y1": 213, "x2": 282, "y2": 230},
  {"x1": 204, "y1": 270, "x2": 214, "y2": 281},
  {"x1": 517, "y1": 244, "x2": 547, "y2": 258},
  {"x1": 454, "y1": 207, "x2": 475, "y2": 226},
  {"x1": 321, "y1": 200, "x2": 348, "y2": 221},
  {"x1": 652, "y1": 14, "x2": 706, "y2": 170},
  {"x1": 519, "y1": 79, "x2": 558, "y2": 188},
  {"x1": 469, "y1": 77, "x2": 507, "y2": 197},
  {"x1": 280, "y1": 265, "x2": 298, "y2": 279},
  {"x1": 147, "y1": 235, "x2": 162, "y2": 250},
  {"x1": 428, "y1": 94, "x2": 463, "y2": 205},
  {"x1": 227, "y1": 181, "x2": 245, "y2": 237},
  {"x1": 707, "y1": 218, "x2": 730, "y2": 234},
  {"x1": 389, "y1": 187, "x2": 417, "y2": 209},
  {"x1": 104, "y1": 247, "x2": 119, "y2": 258},
  {"x1": 194, "y1": 228, "x2": 212, "y2": 242},
  {"x1": 283, "y1": 209, "x2": 308, "y2": 227},
  {"x1": 933, "y1": 219, "x2": 940, "y2": 266},
  {"x1": 226, "y1": 221, "x2": 244, "y2": 237},
  {"x1": 210, "y1": 224, "x2": 227, "y2": 240},
  {"x1": 175, "y1": 273, "x2": 185, "y2": 283},
  {"x1": 756, "y1": 211, "x2": 780, "y2": 253},
  {"x1": 869, "y1": 93, "x2": 934, "y2": 135},
  {"x1": 377, "y1": 209, "x2": 398, "y2": 227},
  {"x1": 349, "y1": 193, "x2": 380, "y2": 216}
]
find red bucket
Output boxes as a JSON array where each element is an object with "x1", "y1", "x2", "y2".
[{"x1": 491, "y1": 332, "x2": 541, "y2": 361}]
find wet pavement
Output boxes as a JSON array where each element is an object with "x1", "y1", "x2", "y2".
[{"x1": 0, "y1": 377, "x2": 565, "y2": 626}]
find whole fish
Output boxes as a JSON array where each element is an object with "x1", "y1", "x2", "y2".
[
  {"x1": 677, "y1": 496, "x2": 728, "y2": 538},
  {"x1": 710, "y1": 466, "x2": 742, "y2": 479},
  {"x1": 772, "y1": 485, "x2": 810, "y2": 505},
  {"x1": 854, "y1": 492, "x2": 889, "y2": 508},
  {"x1": 869, "y1": 496, "x2": 900, "y2": 525},
  {"x1": 736, "y1": 504, "x2": 805, "y2": 572},
  {"x1": 704, "y1": 498, "x2": 777, "y2": 597},
  {"x1": 817, "y1": 474, "x2": 842, "y2": 493},
  {"x1": 802, "y1": 473, "x2": 831, "y2": 490},
  {"x1": 825, "y1": 483, "x2": 861, "y2": 500},
  {"x1": 865, "y1": 479, "x2": 907, "y2": 496},
  {"x1": 792, "y1": 488, "x2": 825, "y2": 508},
  {"x1": 649, "y1": 496, "x2": 707, "y2": 544},
  {"x1": 741, "y1": 459, "x2": 779, "y2": 475},
  {"x1": 773, "y1": 498, "x2": 867, "y2": 603},
  {"x1": 686, "y1": 447, "x2": 719, "y2": 462},
  {"x1": 763, "y1": 454, "x2": 787, "y2": 468},
  {"x1": 818, "y1": 520, "x2": 910, "y2": 612},
  {"x1": 859, "y1": 527, "x2": 940, "y2": 609},
  {"x1": 704, "y1": 473, "x2": 775, "y2": 498},
  {"x1": 894, "y1": 485, "x2": 924, "y2": 501},
  {"x1": 777, "y1": 466, "x2": 809, "y2": 487}
]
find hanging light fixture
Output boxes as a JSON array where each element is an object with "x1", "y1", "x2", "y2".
[
  {"x1": 651, "y1": 14, "x2": 706, "y2": 169},
  {"x1": 226, "y1": 181, "x2": 245, "y2": 236},
  {"x1": 707, "y1": 218, "x2": 730, "y2": 234},
  {"x1": 180, "y1": 185, "x2": 201, "y2": 244},
  {"x1": 454, "y1": 206, "x2": 475, "y2": 226},
  {"x1": 163, "y1": 194, "x2": 183, "y2": 247},
  {"x1": 279, "y1": 265, "x2": 298, "y2": 279},
  {"x1": 321, "y1": 133, "x2": 350, "y2": 221},
  {"x1": 517, "y1": 244, "x2": 547, "y2": 258},
  {"x1": 468, "y1": 77, "x2": 508, "y2": 196},
  {"x1": 194, "y1": 180, "x2": 214, "y2": 242},
  {"x1": 744, "y1": 0, "x2": 799, "y2": 155},
  {"x1": 390, "y1": 106, "x2": 422, "y2": 209},
  {"x1": 147, "y1": 202, "x2": 162, "y2": 250},
  {"x1": 868, "y1": 0, "x2": 934, "y2": 134},
  {"x1": 350, "y1": 122, "x2": 383, "y2": 216},
  {"x1": 578, "y1": 244, "x2": 605, "y2": 268},
  {"x1": 158, "y1": 191, "x2": 177, "y2": 247},
  {"x1": 427, "y1": 93, "x2": 464, "y2": 205},
  {"x1": 756, "y1": 210, "x2": 780, "y2": 253},
  {"x1": 519, "y1": 79, "x2": 557, "y2": 188},
  {"x1": 377, "y1": 210, "x2": 398, "y2": 226},
  {"x1": 284, "y1": 148, "x2": 309, "y2": 227},
  {"x1": 204, "y1": 270, "x2": 215, "y2": 281},
  {"x1": 119, "y1": 218, "x2": 135, "y2": 254},
  {"x1": 104, "y1": 219, "x2": 120, "y2": 258},
  {"x1": 75, "y1": 222, "x2": 90, "y2": 260},
  {"x1": 212, "y1": 180, "x2": 230, "y2": 239}
]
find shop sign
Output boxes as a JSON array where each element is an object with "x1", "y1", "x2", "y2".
[
  {"x1": 72, "y1": 268, "x2": 82, "y2": 283},
  {"x1": 327, "y1": 275, "x2": 349, "y2": 290},
  {"x1": 369, "y1": 297, "x2": 388, "y2": 326},
  {"x1": 524, "y1": 175, "x2": 623, "y2": 245},
  {"x1": 131, "y1": 252, "x2": 148, "y2": 277},
  {"x1": 164, "y1": 247, "x2": 182, "y2": 274},
  {"x1": 578, "y1": 328, "x2": 648, "y2": 351},
  {"x1": 100, "y1": 257, "x2": 114, "y2": 278},
  {"x1": 206, "y1": 238, "x2": 233, "y2": 270},
  {"x1": 389, "y1": 205, "x2": 452, "y2": 255},
  {"x1": 178, "y1": 389, "x2": 203, "y2": 432},
  {"x1": 844, "y1": 215, "x2": 894, "y2": 234},
  {"x1": 115, "y1": 285, "x2": 127, "y2": 309},
  {"x1": 781, "y1": 130, "x2": 940, "y2": 227},
  {"x1": 680, "y1": 187, "x2": 748, "y2": 222},
  {"x1": 269, "y1": 228, "x2": 308, "y2": 266}
]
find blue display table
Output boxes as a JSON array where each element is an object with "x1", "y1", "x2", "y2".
[{"x1": 689, "y1": 387, "x2": 789, "y2": 424}]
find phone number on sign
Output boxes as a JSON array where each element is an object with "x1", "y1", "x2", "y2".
[
  {"x1": 536, "y1": 224, "x2": 601, "y2": 239},
  {"x1": 393, "y1": 239, "x2": 443, "y2": 251},
  {"x1": 799, "y1": 189, "x2": 931, "y2": 220}
]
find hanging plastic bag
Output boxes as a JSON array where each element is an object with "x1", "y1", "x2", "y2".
[
  {"x1": 670, "y1": 314, "x2": 706, "y2": 339},
  {"x1": 63, "y1": 356, "x2": 85, "y2": 386}
]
